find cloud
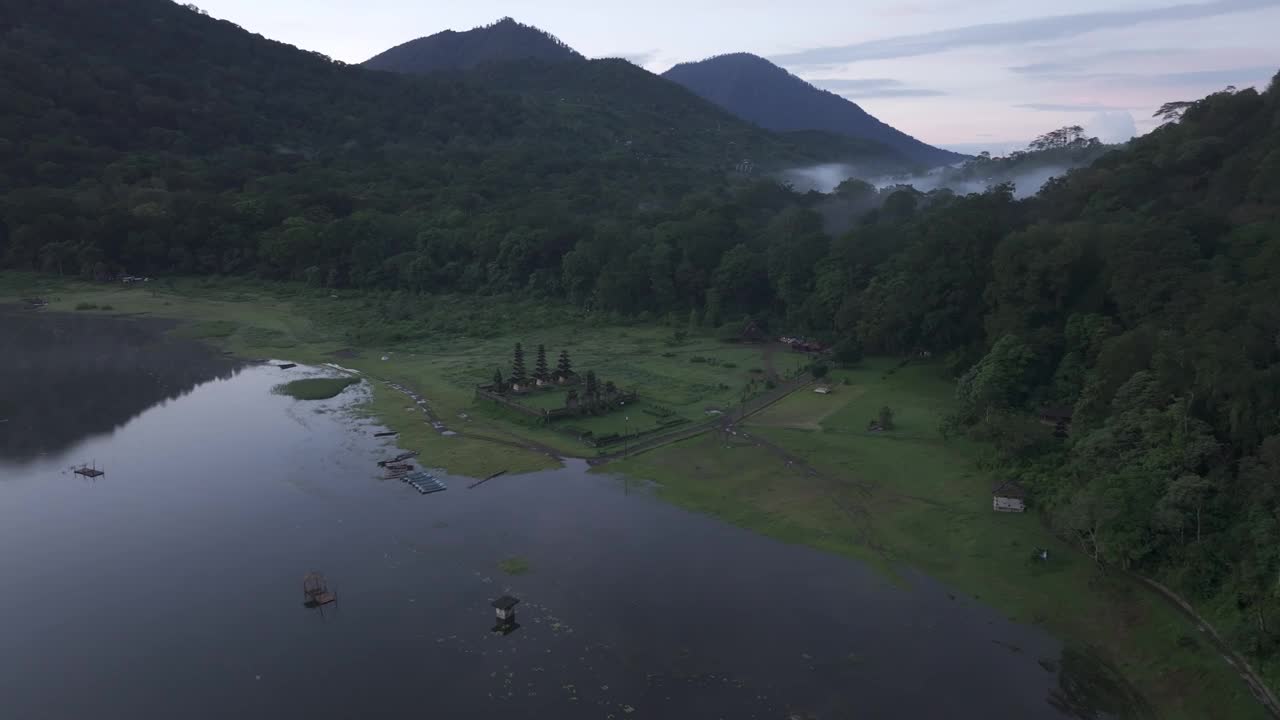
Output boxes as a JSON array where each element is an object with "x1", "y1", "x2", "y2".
[
  {"x1": 1020, "y1": 65, "x2": 1278, "y2": 87},
  {"x1": 809, "y1": 77, "x2": 946, "y2": 98},
  {"x1": 771, "y1": 0, "x2": 1279, "y2": 65},
  {"x1": 1017, "y1": 102, "x2": 1133, "y2": 111},
  {"x1": 1008, "y1": 48, "x2": 1182, "y2": 76},
  {"x1": 845, "y1": 88, "x2": 947, "y2": 98},
  {"x1": 611, "y1": 49, "x2": 658, "y2": 66},
  {"x1": 1085, "y1": 111, "x2": 1138, "y2": 143}
]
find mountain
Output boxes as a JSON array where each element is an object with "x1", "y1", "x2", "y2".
[
  {"x1": 0, "y1": 0, "x2": 904, "y2": 288},
  {"x1": 362, "y1": 20, "x2": 908, "y2": 174},
  {"x1": 364, "y1": 17, "x2": 584, "y2": 73},
  {"x1": 461, "y1": 57, "x2": 908, "y2": 174},
  {"x1": 663, "y1": 53, "x2": 965, "y2": 168}
]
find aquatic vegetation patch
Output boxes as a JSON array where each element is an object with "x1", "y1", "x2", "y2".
[
  {"x1": 498, "y1": 556, "x2": 531, "y2": 575},
  {"x1": 274, "y1": 377, "x2": 359, "y2": 400}
]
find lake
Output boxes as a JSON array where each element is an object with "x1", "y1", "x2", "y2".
[{"x1": 0, "y1": 310, "x2": 1095, "y2": 719}]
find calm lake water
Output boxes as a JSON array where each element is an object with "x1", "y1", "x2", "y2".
[{"x1": 0, "y1": 310, "x2": 1097, "y2": 719}]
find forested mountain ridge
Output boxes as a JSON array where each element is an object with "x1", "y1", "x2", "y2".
[
  {"x1": 363, "y1": 17, "x2": 584, "y2": 73},
  {"x1": 363, "y1": 21, "x2": 907, "y2": 175},
  {"x1": 0, "y1": 0, "x2": 902, "y2": 285},
  {"x1": 663, "y1": 53, "x2": 966, "y2": 168}
]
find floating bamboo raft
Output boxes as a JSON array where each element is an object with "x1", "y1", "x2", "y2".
[
  {"x1": 74, "y1": 462, "x2": 105, "y2": 478},
  {"x1": 402, "y1": 471, "x2": 447, "y2": 495}
]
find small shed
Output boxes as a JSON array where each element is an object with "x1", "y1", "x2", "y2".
[
  {"x1": 491, "y1": 595, "x2": 521, "y2": 634},
  {"x1": 992, "y1": 481, "x2": 1027, "y2": 513},
  {"x1": 492, "y1": 595, "x2": 519, "y2": 621},
  {"x1": 814, "y1": 386, "x2": 832, "y2": 395}
]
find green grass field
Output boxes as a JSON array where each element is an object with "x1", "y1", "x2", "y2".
[
  {"x1": 612, "y1": 360, "x2": 1266, "y2": 720},
  {"x1": 0, "y1": 274, "x2": 772, "y2": 474}
]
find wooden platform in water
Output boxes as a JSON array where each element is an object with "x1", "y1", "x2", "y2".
[
  {"x1": 402, "y1": 471, "x2": 447, "y2": 495},
  {"x1": 377, "y1": 451, "x2": 419, "y2": 467},
  {"x1": 74, "y1": 467, "x2": 104, "y2": 478}
]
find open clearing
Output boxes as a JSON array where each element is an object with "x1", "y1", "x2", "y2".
[{"x1": 612, "y1": 359, "x2": 1266, "y2": 720}]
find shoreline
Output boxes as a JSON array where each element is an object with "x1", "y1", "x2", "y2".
[{"x1": 2, "y1": 275, "x2": 1274, "y2": 719}]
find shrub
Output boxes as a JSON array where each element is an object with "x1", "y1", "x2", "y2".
[
  {"x1": 878, "y1": 405, "x2": 896, "y2": 430},
  {"x1": 811, "y1": 363, "x2": 830, "y2": 379},
  {"x1": 722, "y1": 362, "x2": 737, "y2": 369},
  {"x1": 690, "y1": 356, "x2": 707, "y2": 363},
  {"x1": 74, "y1": 302, "x2": 98, "y2": 310}
]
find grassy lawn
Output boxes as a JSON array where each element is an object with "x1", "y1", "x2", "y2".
[
  {"x1": 0, "y1": 274, "x2": 768, "y2": 472},
  {"x1": 611, "y1": 360, "x2": 1266, "y2": 720}
]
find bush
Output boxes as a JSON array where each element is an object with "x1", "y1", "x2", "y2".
[
  {"x1": 661, "y1": 351, "x2": 676, "y2": 358},
  {"x1": 74, "y1": 302, "x2": 98, "y2": 311},
  {"x1": 749, "y1": 368, "x2": 764, "y2": 374},
  {"x1": 100, "y1": 304, "x2": 114, "y2": 311},
  {"x1": 810, "y1": 363, "x2": 830, "y2": 379},
  {"x1": 690, "y1": 356, "x2": 707, "y2": 363},
  {"x1": 722, "y1": 362, "x2": 737, "y2": 369},
  {"x1": 878, "y1": 405, "x2": 895, "y2": 430}
]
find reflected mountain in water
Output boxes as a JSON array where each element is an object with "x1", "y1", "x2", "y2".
[{"x1": 0, "y1": 307, "x2": 241, "y2": 464}]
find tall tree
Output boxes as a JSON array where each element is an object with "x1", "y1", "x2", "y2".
[
  {"x1": 512, "y1": 343, "x2": 526, "y2": 382},
  {"x1": 557, "y1": 349, "x2": 573, "y2": 378},
  {"x1": 534, "y1": 344, "x2": 549, "y2": 380}
]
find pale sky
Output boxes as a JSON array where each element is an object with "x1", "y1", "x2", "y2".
[{"x1": 194, "y1": 0, "x2": 1280, "y2": 151}]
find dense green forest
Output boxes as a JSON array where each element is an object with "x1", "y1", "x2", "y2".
[
  {"x1": 0, "y1": 0, "x2": 899, "y2": 289},
  {"x1": 6, "y1": 0, "x2": 1280, "y2": 678}
]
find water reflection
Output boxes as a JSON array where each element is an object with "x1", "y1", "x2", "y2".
[
  {"x1": 0, "y1": 316, "x2": 1091, "y2": 719},
  {"x1": 0, "y1": 307, "x2": 241, "y2": 464}
]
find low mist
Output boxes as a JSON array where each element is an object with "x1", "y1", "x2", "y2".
[{"x1": 779, "y1": 162, "x2": 1072, "y2": 199}]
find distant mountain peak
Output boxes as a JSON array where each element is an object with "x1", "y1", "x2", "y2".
[
  {"x1": 663, "y1": 54, "x2": 963, "y2": 167},
  {"x1": 363, "y1": 17, "x2": 584, "y2": 74}
]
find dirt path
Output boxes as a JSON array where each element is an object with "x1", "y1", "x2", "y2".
[{"x1": 1133, "y1": 576, "x2": 1280, "y2": 718}]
